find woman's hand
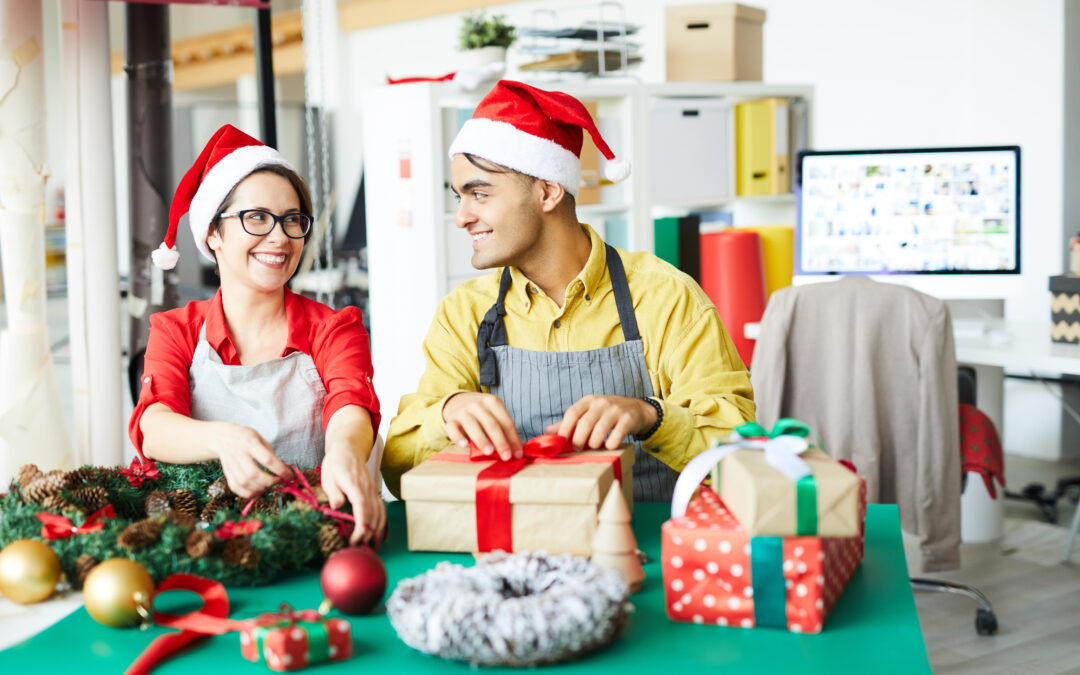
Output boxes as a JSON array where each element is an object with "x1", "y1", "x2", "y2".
[
  {"x1": 208, "y1": 422, "x2": 293, "y2": 497},
  {"x1": 321, "y1": 442, "x2": 386, "y2": 544}
]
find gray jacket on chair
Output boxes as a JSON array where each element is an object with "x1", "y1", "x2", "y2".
[{"x1": 750, "y1": 277, "x2": 961, "y2": 572}]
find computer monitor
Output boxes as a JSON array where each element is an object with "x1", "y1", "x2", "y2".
[{"x1": 794, "y1": 146, "x2": 1021, "y2": 299}]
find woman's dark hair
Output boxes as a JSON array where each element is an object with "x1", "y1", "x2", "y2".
[{"x1": 207, "y1": 163, "x2": 315, "y2": 265}]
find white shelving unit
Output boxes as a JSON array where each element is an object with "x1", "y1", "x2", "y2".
[{"x1": 362, "y1": 80, "x2": 813, "y2": 437}]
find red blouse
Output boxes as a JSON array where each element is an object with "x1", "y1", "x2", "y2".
[{"x1": 128, "y1": 288, "x2": 380, "y2": 456}]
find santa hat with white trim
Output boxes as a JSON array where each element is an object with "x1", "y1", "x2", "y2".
[
  {"x1": 152, "y1": 124, "x2": 294, "y2": 270},
  {"x1": 447, "y1": 80, "x2": 630, "y2": 198}
]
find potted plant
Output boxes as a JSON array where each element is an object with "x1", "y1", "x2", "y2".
[{"x1": 458, "y1": 11, "x2": 516, "y2": 68}]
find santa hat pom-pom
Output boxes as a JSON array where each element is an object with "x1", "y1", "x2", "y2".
[
  {"x1": 151, "y1": 243, "x2": 179, "y2": 270},
  {"x1": 604, "y1": 158, "x2": 631, "y2": 183}
]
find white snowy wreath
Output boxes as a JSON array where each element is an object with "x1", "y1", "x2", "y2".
[{"x1": 387, "y1": 550, "x2": 631, "y2": 666}]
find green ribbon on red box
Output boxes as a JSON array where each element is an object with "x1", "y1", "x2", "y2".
[
  {"x1": 430, "y1": 434, "x2": 623, "y2": 553},
  {"x1": 248, "y1": 606, "x2": 331, "y2": 668}
]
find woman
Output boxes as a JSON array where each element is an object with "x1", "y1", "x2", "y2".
[{"x1": 129, "y1": 124, "x2": 383, "y2": 542}]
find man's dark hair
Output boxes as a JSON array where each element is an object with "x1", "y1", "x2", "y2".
[{"x1": 462, "y1": 153, "x2": 576, "y2": 210}]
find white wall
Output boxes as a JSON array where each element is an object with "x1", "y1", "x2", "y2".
[{"x1": 343, "y1": 0, "x2": 1065, "y2": 325}]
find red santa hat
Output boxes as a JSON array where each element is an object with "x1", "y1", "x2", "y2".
[
  {"x1": 152, "y1": 124, "x2": 293, "y2": 269},
  {"x1": 447, "y1": 80, "x2": 630, "y2": 197}
]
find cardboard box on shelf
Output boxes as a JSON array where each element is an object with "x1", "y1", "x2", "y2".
[{"x1": 666, "y1": 3, "x2": 766, "y2": 82}]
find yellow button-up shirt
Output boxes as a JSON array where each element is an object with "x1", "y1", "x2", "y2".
[{"x1": 383, "y1": 224, "x2": 755, "y2": 497}]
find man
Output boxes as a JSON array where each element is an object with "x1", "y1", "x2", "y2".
[{"x1": 383, "y1": 80, "x2": 754, "y2": 501}]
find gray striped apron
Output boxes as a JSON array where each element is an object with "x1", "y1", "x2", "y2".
[
  {"x1": 475, "y1": 244, "x2": 679, "y2": 502},
  {"x1": 189, "y1": 323, "x2": 326, "y2": 468}
]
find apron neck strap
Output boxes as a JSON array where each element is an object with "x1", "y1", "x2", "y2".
[
  {"x1": 476, "y1": 242, "x2": 640, "y2": 387},
  {"x1": 476, "y1": 267, "x2": 513, "y2": 387},
  {"x1": 603, "y1": 244, "x2": 640, "y2": 342}
]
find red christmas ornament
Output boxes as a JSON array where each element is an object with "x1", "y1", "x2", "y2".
[{"x1": 320, "y1": 545, "x2": 387, "y2": 615}]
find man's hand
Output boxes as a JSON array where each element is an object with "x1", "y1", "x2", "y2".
[
  {"x1": 209, "y1": 422, "x2": 292, "y2": 497},
  {"x1": 321, "y1": 443, "x2": 386, "y2": 545},
  {"x1": 546, "y1": 395, "x2": 658, "y2": 450},
  {"x1": 442, "y1": 392, "x2": 523, "y2": 460}
]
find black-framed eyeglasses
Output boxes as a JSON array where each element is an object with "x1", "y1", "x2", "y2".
[{"x1": 219, "y1": 209, "x2": 313, "y2": 239}]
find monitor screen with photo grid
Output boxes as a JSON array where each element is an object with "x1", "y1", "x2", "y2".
[{"x1": 795, "y1": 146, "x2": 1020, "y2": 277}]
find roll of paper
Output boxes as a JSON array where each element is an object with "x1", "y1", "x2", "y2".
[
  {"x1": 700, "y1": 230, "x2": 767, "y2": 365},
  {"x1": 737, "y1": 225, "x2": 794, "y2": 298}
]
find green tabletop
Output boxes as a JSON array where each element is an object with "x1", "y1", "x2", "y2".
[{"x1": 0, "y1": 503, "x2": 930, "y2": 673}]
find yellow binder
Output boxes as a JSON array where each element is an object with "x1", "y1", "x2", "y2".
[{"x1": 735, "y1": 97, "x2": 789, "y2": 196}]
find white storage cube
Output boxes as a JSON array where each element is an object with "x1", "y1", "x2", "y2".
[{"x1": 650, "y1": 98, "x2": 732, "y2": 205}]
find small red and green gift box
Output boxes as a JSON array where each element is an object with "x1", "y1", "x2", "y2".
[
  {"x1": 662, "y1": 484, "x2": 865, "y2": 633},
  {"x1": 239, "y1": 611, "x2": 352, "y2": 671}
]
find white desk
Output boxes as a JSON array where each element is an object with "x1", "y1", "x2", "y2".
[{"x1": 954, "y1": 320, "x2": 1080, "y2": 376}]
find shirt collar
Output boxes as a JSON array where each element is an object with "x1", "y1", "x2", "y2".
[
  {"x1": 508, "y1": 223, "x2": 606, "y2": 310},
  {"x1": 204, "y1": 286, "x2": 310, "y2": 361}
]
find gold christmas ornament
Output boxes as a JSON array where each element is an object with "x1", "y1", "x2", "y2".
[
  {"x1": 0, "y1": 539, "x2": 62, "y2": 604},
  {"x1": 82, "y1": 558, "x2": 155, "y2": 627}
]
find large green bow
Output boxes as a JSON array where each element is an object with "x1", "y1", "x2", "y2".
[{"x1": 735, "y1": 418, "x2": 811, "y2": 440}]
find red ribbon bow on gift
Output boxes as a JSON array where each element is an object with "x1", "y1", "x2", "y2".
[
  {"x1": 253, "y1": 603, "x2": 324, "y2": 627},
  {"x1": 431, "y1": 434, "x2": 623, "y2": 553},
  {"x1": 468, "y1": 434, "x2": 571, "y2": 553},
  {"x1": 120, "y1": 457, "x2": 161, "y2": 487},
  {"x1": 36, "y1": 505, "x2": 116, "y2": 540}
]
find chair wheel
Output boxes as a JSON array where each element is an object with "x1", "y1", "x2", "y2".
[{"x1": 975, "y1": 608, "x2": 998, "y2": 636}]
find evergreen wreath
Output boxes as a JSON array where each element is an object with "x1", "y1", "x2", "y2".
[{"x1": 0, "y1": 461, "x2": 352, "y2": 587}]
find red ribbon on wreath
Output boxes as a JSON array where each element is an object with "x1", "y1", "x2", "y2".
[
  {"x1": 36, "y1": 504, "x2": 116, "y2": 540},
  {"x1": 430, "y1": 434, "x2": 624, "y2": 553},
  {"x1": 213, "y1": 519, "x2": 262, "y2": 540}
]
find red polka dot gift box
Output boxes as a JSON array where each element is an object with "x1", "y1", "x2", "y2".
[
  {"x1": 239, "y1": 611, "x2": 352, "y2": 671},
  {"x1": 661, "y1": 484, "x2": 866, "y2": 633}
]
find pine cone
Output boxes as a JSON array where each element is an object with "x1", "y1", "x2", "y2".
[
  {"x1": 67, "y1": 467, "x2": 100, "y2": 486},
  {"x1": 23, "y1": 472, "x2": 68, "y2": 502},
  {"x1": 318, "y1": 523, "x2": 346, "y2": 558},
  {"x1": 223, "y1": 538, "x2": 259, "y2": 568},
  {"x1": 185, "y1": 530, "x2": 214, "y2": 558},
  {"x1": 17, "y1": 464, "x2": 43, "y2": 488},
  {"x1": 201, "y1": 495, "x2": 231, "y2": 523},
  {"x1": 117, "y1": 518, "x2": 164, "y2": 549},
  {"x1": 73, "y1": 486, "x2": 109, "y2": 512},
  {"x1": 41, "y1": 493, "x2": 80, "y2": 513},
  {"x1": 43, "y1": 470, "x2": 71, "y2": 489},
  {"x1": 207, "y1": 477, "x2": 232, "y2": 500},
  {"x1": 301, "y1": 469, "x2": 320, "y2": 486},
  {"x1": 74, "y1": 554, "x2": 99, "y2": 587},
  {"x1": 236, "y1": 495, "x2": 269, "y2": 515},
  {"x1": 168, "y1": 510, "x2": 197, "y2": 529},
  {"x1": 293, "y1": 498, "x2": 314, "y2": 512},
  {"x1": 171, "y1": 490, "x2": 199, "y2": 518},
  {"x1": 145, "y1": 490, "x2": 171, "y2": 517}
]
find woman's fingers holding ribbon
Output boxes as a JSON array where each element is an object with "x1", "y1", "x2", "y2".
[
  {"x1": 212, "y1": 423, "x2": 290, "y2": 497},
  {"x1": 321, "y1": 447, "x2": 385, "y2": 544},
  {"x1": 443, "y1": 392, "x2": 523, "y2": 460}
]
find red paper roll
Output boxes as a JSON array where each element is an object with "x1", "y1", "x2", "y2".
[{"x1": 700, "y1": 230, "x2": 767, "y2": 365}]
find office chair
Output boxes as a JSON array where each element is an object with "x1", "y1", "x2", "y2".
[{"x1": 750, "y1": 277, "x2": 998, "y2": 635}]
